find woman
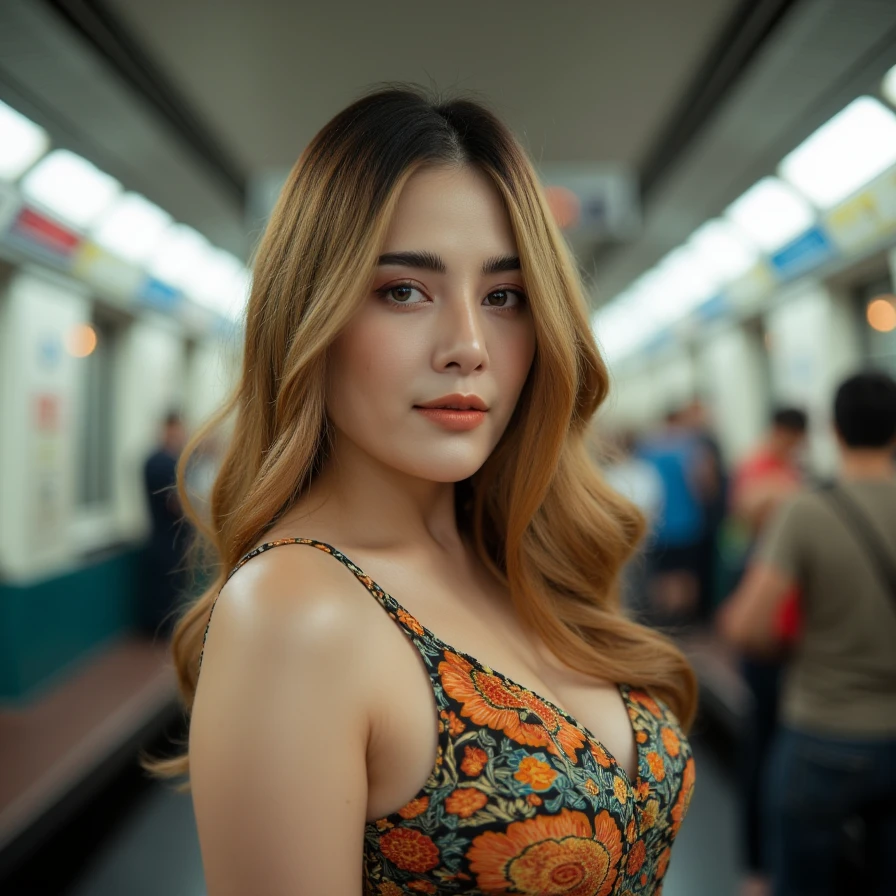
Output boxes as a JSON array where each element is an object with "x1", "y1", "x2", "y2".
[{"x1": 155, "y1": 86, "x2": 698, "y2": 895}]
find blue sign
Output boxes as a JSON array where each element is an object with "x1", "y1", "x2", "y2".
[
  {"x1": 770, "y1": 226, "x2": 836, "y2": 280},
  {"x1": 696, "y1": 293, "x2": 729, "y2": 321},
  {"x1": 138, "y1": 277, "x2": 182, "y2": 312}
]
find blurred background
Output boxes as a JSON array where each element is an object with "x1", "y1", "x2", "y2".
[{"x1": 1, "y1": 0, "x2": 895, "y2": 894}]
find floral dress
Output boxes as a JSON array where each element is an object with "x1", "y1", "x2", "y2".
[{"x1": 209, "y1": 539, "x2": 696, "y2": 895}]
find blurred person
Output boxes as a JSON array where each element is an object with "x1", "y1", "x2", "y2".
[
  {"x1": 719, "y1": 372, "x2": 896, "y2": 896},
  {"x1": 149, "y1": 87, "x2": 698, "y2": 895},
  {"x1": 726, "y1": 406, "x2": 808, "y2": 896},
  {"x1": 681, "y1": 398, "x2": 727, "y2": 622},
  {"x1": 603, "y1": 430, "x2": 664, "y2": 522},
  {"x1": 638, "y1": 409, "x2": 711, "y2": 625},
  {"x1": 730, "y1": 408, "x2": 808, "y2": 539},
  {"x1": 141, "y1": 411, "x2": 189, "y2": 637},
  {"x1": 603, "y1": 430, "x2": 664, "y2": 621}
]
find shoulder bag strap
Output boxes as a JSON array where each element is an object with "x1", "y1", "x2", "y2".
[{"x1": 820, "y1": 484, "x2": 896, "y2": 610}]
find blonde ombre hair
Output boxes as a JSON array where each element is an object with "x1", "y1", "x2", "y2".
[{"x1": 155, "y1": 86, "x2": 697, "y2": 780}]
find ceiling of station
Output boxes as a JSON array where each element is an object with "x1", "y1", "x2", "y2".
[
  {"x1": 101, "y1": 0, "x2": 738, "y2": 173},
  {"x1": 4, "y1": 0, "x2": 896, "y2": 309}
]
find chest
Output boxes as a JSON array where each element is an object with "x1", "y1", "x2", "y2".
[{"x1": 362, "y1": 575, "x2": 640, "y2": 822}]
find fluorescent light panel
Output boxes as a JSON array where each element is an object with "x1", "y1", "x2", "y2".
[
  {"x1": 653, "y1": 245, "x2": 715, "y2": 320},
  {"x1": 779, "y1": 96, "x2": 896, "y2": 209},
  {"x1": 0, "y1": 100, "x2": 50, "y2": 181},
  {"x1": 147, "y1": 224, "x2": 210, "y2": 290},
  {"x1": 724, "y1": 177, "x2": 815, "y2": 253},
  {"x1": 91, "y1": 193, "x2": 172, "y2": 264},
  {"x1": 21, "y1": 149, "x2": 122, "y2": 229},
  {"x1": 192, "y1": 248, "x2": 251, "y2": 320},
  {"x1": 687, "y1": 218, "x2": 760, "y2": 285}
]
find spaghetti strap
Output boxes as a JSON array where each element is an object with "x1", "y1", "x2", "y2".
[{"x1": 199, "y1": 537, "x2": 412, "y2": 672}]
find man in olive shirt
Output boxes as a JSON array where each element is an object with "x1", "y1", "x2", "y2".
[{"x1": 720, "y1": 372, "x2": 896, "y2": 896}]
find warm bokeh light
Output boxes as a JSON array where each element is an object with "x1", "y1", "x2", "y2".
[
  {"x1": 867, "y1": 296, "x2": 896, "y2": 333},
  {"x1": 544, "y1": 185, "x2": 581, "y2": 230},
  {"x1": 66, "y1": 323, "x2": 98, "y2": 357}
]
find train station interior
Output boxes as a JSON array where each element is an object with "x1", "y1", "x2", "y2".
[{"x1": 2, "y1": 1, "x2": 896, "y2": 894}]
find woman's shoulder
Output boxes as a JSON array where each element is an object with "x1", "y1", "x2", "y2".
[{"x1": 205, "y1": 537, "x2": 382, "y2": 678}]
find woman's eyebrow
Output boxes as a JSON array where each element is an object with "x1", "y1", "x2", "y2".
[
  {"x1": 377, "y1": 251, "x2": 446, "y2": 272},
  {"x1": 482, "y1": 254, "x2": 521, "y2": 275},
  {"x1": 377, "y1": 251, "x2": 521, "y2": 276}
]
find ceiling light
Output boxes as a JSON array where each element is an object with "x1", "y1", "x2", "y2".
[
  {"x1": 21, "y1": 149, "x2": 122, "y2": 230},
  {"x1": 652, "y1": 245, "x2": 715, "y2": 320},
  {"x1": 779, "y1": 96, "x2": 896, "y2": 209},
  {"x1": 191, "y1": 248, "x2": 251, "y2": 320},
  {"x1": 882, "y1": 64, "x2": 896, "y2": 108},
  {"x1": 147, "y1": 224, "x2": 210, "y2": 290},
  {"x1": 593, "y1": 296, "x2": 645, "y2": 363},
  {"x1": 0, "y1": 100, "x2": 50, "y2": 180},
  {"x1": 687, "y1": 218, "x2": 760, "y2": 286},
  {"x1": 724, "y1": 177, "x2": 815, "y2": 253},
  {"x1": 91, "y1": 193, "x2": 172, "y2": 264}
]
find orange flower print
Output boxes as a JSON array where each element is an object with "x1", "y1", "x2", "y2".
[
  {"x1": 626, "y1": 840, "x2": 646, "y2": 875},
  {"x1": 640, "y1": 872, "x2": 648, "y2": 887},
  {"x1": 445, "y1": 787, "x2": 489, "y2": 818},
  {"x1": 527, "y1": 794, "x2": 543, "y2": 806},
  {"x1": 635, "y1": 730, "x2": 648, "y2": 744},
  {"x1": 656, "y1": 846, "x2": 672, "y2": 879},
  {"x1": 639, "y1": 798, "x2": 660, "y2": 831},
  {"x1": 647, "y1": 751, "x2": 666, "y2": 782},
  {"x1": 661, "y1": 727, "x2": 681, "y2": 757},
  {"x1": 461, "y1": 746, "x2": 488, "y2": 777},
  {"x1": 584, "y1": 778, "x2": 600, "y2": 796},
  {"x1": 439, "y1": 710, "x2": 466, "y2": 737},
  {"x1": 376, "y1": 819, "x2": 393, "y2": 831},
  {"x1": 626, "y1": 819, "x2": 637, "y2": 843},
  {"x1": 636, "y1": 780, "x2": 651, "y2": 802},
  {"x1": 467, "y1": 809, "x2": 622, "y2": 896},
  {"x1": 397, "y1": 608, "x2": 425, "y2": 636},
  {"x1": 514, "y1": 757, "x2": 557, "y2": 792},
  {"x1": 407, "y1": 882, "x2": 437, "y2": 894},
  {"x1": 379, "y1": 828, "x2": 440, "y2": 873},
  {"x1": 398, "y1": 796, "x2": 430, "y2": 820},
  {"x1": 671, "y1": 757, "x2": 696, "y2": 836},
  {"x1": 613, "y1": 776, "x2": 628, "y2": 804},
  {"x1": 378, "y1": 882, "x2": 404, "y2": 896},
  {"x1": 439, "y1": 651, "x2": 586, "y2": 761},
  {"x1": 630, "y1": 689, "x2": 662, "y2": 718},
  {"x1": 589, "y1": 742, "x2": 614, "y2": 768}
]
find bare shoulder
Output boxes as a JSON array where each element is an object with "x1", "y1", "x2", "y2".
[
  {"x1": 204, "y1": 541, "x2": 374, "y2": 658},
  {"x1": 190, "y1": 541, "x2": 378, "y2": 895}
]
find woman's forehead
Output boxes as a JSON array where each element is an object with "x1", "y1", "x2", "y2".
[{"x1": 381, "y1": 165, "x2": 518, "y2": 259}]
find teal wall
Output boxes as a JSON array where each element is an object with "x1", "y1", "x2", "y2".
[{"x1": 0, "y1": 548, "x2": 142, "y2": 703}]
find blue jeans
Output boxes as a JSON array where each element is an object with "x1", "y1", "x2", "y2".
[{"x1": 765, "y1": 726, "x2": 896, "y2": 896}]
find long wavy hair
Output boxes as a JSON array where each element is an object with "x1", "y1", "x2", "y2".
[{"x1": 153, "y1": 86, "x2": 697, "y2": 780}]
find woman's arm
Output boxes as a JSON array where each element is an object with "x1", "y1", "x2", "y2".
[{"x1": 189, "y1": 549, "x2": 375, "y2": 895}]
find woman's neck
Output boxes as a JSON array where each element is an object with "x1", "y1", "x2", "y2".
[{"x1": 288, "y1": 440, "x2": 464, "y2": 555}]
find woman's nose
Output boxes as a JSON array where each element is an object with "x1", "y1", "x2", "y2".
[{"x1": 432, "y1": 294, "x2": 489, "y2": 374}]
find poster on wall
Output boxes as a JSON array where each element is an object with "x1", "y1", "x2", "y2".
[{"x1": 31, "y1": 390, "x2": 65, "y2": 539}]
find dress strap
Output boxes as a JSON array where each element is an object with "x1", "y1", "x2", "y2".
[{"x1": 199, "y1": 538, "x2": 428, "y2": 672}]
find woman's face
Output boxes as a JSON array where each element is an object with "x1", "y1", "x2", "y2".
[{"x1": 327, "y1": 165, "x2": 537, "y2": 484}]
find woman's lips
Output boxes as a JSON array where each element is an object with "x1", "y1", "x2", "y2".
[{"x1": 414, "y1": 407, "x2": 487, "y2": 431}]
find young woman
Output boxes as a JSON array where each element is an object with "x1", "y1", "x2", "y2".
[{"x1": 156, "y1": 86, "x2": 698, "y2": 895}]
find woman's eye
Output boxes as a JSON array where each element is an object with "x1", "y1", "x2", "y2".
[
  {"x1": 484, "y1": 290, "x2": 522, "y2": 308},
  {"x1": 378, "y1": 284, "x2": 426, "y2": 305}
]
